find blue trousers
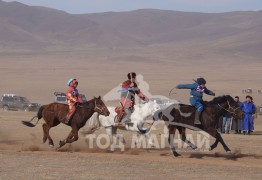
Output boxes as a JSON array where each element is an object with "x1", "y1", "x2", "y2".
[
  {"x1": 190, "y1": 98, "x2": 203, "y2": 112},
  {"x1": 222, "y1": 117, "x2": 231, "y2": 133}
]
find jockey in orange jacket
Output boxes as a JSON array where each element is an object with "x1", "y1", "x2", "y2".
[{"x1": 65, "y1": 78, "x2": 83, "y2": 124}]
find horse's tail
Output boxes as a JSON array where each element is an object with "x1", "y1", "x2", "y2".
[
  {"x1": 37, "y1": 105, "x2": 45, "y2": 119},
  {"x1": 21, "y1": 105, "x2": 45, "y2": 127}
]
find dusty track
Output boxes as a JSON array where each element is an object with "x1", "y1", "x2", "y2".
[{"x1": 0, "y1": 110, "x2": 262, "y2": 179}]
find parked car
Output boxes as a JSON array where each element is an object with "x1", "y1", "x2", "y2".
[
  {"x1": 54, "y1": 92, "x2": 87, "y2": 104},
  {"x1": 0, "y1": 94, "x2": 41, "y2": 112}
]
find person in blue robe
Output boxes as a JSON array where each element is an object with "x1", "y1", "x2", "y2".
[{"x1": 240, "y1": 95, "x2": 256, "y2": 134}]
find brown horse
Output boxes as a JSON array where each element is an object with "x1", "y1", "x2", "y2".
[
  {"x1": 22, "y1": 96, "x2": 110, "y2": 149},
  {"x1": 153, "y1": 95, "x2": 243, "y2": 157}
]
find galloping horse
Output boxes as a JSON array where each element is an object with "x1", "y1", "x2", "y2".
[
  {"x1": 83, "y1": 100, "x2": 160, "y2": 148},
  {"x1": 154, "y1": 95, "x2": 243, "y2": 157},
  {"x1": 22, "y1": 96, "x2": 110, "y2": 149}
]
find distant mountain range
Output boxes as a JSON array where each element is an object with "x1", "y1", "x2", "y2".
[{"x1": 0, "y1": 0, "x2": 262, "y2": 55}]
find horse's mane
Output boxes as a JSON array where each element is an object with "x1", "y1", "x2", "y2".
[{"x1": 204, "y1": 95, "x2": 232, "y2": 106}]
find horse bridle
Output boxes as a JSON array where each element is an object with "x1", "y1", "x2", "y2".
[
  {"x1": 94, "y1": 99, "x2": 106, "y2": 115},
  {"x1": 217, "y1": 100, "x2": 240, "y2": 115}
]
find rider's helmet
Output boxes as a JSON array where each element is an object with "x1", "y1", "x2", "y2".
[
  {"x1": 196, "y1": 77, "x2": 206, "y2": 85},
  {"x1": 67, "y1": 78, "x2": 78, "y2": 87},
  {"x1": 127, "y1": 72, "x2": 136, "y2": 80}
]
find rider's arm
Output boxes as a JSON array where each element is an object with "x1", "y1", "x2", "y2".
[
  {"x1": 176, "y1": 83, "x2": 197, "y2": 89},
  {"x1": 135, "y1": 89, "x2": 148, "y2": 101},
  {"x1": 76, "y1": 93, "x2": 83, "y2": 103},
  {"x1": 204, "y1": 88, "x2": 215, "y2": 96}
]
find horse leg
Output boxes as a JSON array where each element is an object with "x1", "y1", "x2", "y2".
[
  {"x1": 42, "y1": 123, "x2": 47, "y2": 144},
  {"x1": 210, "y1": 137, "x2": 219, "y2": 151},
  {"x1": 209, "y1": 130, "x2": 231, "y2": 152},
  {"x1": 177, "y1": 127, "x2": 197, "y2": 150},
  {"x1": 66, "y1": 130, "x2": 79, "y2": 144},
  {"x1": 112, "y1": 126, "x2": 125, "y2": 144},
  {"x1": 105, "y1": 127, "x2": 113, "y2": 144},
  {"x1": 58, "y1": 130, "x2": 75, "y2": 149},
  {"x1": 43, "y1": 123, "x2": 54, "y2": 147},
  {"x1": 168, "y1": 125, "x2": 181, "y2": 157},
  {"x1": 217, "y1": 132, "x2": 231, "y2": 152},
  {"x1": 114, "y1": 127, "x2": 125, "y2": 144},
  {"x1": 109, "y1": 127, "x2": 125, "y2": 151}
]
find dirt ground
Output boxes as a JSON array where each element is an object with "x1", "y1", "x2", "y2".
[
  {"x1": 0, "y1": 49, "x2": 262, "y2": 179},
  {"x1": 0, "y1": 109, "x2": 262, "y2": 180}
]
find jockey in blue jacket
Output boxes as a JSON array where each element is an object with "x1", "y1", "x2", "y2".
[{"x1": 176, "y1": 78, "x2": 215, "y2": 125}]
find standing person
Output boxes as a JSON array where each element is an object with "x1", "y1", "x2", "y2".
[
  {"x1": 119, "y1": 72, "x2": 149, "y2": 124},
  {"x1": 222, "y1": 111, "x2": 231, "y2": 134},
  {"x1": 231, "y1": 96, "x2": 242, "y2": 134},
  {"x1": 176, "y1": 77, "x2": 215, "y2": 125},
  {"x1": 65, "y1": 78, "x2": 83, "y2": 124},
  {"x1": 240, "y1": 96, "x2": 256, "y2": 135}
]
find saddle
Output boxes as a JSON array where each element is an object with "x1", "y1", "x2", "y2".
[{"x1": 114, "y1": 103, "x2": 126, "y2": 123}]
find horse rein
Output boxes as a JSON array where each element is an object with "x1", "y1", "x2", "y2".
[{"x1": 217, "y1": 100, "x2": 240, "y2": 115}]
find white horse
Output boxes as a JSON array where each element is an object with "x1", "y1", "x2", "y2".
[{"x1": 82, "y1": 100, "x2": 160, "y2": 149}]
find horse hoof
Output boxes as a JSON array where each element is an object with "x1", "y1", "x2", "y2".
[
  {"x1": 226, "y1": 149, "x2": 231, "y2": 153},
  {"x1": 59, "y1": 141, "x2": 64, "y2": 146},
  {"x1": 192, "y1": 146, "x2": 198, "y2": 150},
  {"x1": 49, "y1": 145, "x2": 54, "y2": 148},
  {"x1": 173, "y1": 151, "x2": 181, "y2": 157},
  {"x1": 209, "y1": 146, "x2": 216, "y2": 151}
]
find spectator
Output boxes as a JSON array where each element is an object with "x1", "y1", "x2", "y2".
[
  {"x1": 240, "y1": 96, "x2": 256, "y2": 135},
  {"x1": 222, "y1": 111, "x2": 231, "y2": 134},
  {"x1": 231, "y1": 96, "x2": 242, "y2": 134}
]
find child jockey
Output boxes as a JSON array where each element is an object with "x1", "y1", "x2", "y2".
[
  {"x1": 65, "y1": 78, "x2": 83, "y2": 124},
  {"x1": 177, "y1": 77, "x2": 215, "y2": 125},
  {"x1": 119, "y1": 72, "x2": 149, "y2": 124}
]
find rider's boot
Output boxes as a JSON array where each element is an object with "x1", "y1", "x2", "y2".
[{"x1": 194, "y1": 111, "x2": 202, "y2": 125}]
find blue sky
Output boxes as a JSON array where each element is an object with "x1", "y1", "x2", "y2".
[{"x1": 3, "y1": 0, "x2": 262, "y2": 14}]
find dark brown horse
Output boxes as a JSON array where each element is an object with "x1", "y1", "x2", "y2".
[
  {"x1": 22, "y1": 96, "x2": 110, "y2": 149},
  {"x1": 154, "y1": 95, "x2": 243, "y2": 157}
]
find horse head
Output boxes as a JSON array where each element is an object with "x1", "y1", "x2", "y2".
[
  {"x1": 93, "y1": 96, "x2": 110, "y2": 116},
  {"x1": 214, "y1": 95, "x2": 243, "y2": 120},
  {"x1": 141, "y1": 100, "x2": 161, "y2": 116},
  {"x1": 225, "y1": 95, "x2": 243, "y2": 120}
]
